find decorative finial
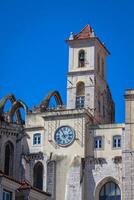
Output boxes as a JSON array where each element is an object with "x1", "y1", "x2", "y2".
[
  {"x1": 91, "y1": 29, "x2": 95, "y2": 37},
  {"x1": 69, "y1": 32, "x2": 74, "y2": 40}
]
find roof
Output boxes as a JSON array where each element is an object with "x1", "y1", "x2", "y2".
[
  {"x1": 73, "y1": 24, "x2": 94, "y2": 40},
  {"x1": 0, "y1": 170, "x2": 51, "y2": 197},
  {"x1": 66, "y1": 24, "x2": 110, "y2": 54},
  {"x1": 18, "y1": 180, "x2": 51, "y2": 196}
]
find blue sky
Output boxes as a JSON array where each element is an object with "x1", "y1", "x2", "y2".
[{"x1": 0, "y1": 0, "x2": 134, "y2": 122}]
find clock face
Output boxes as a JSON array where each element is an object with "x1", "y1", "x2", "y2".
[{"x1": 54, "y1": 126, "x2": 75, "y2": 147}]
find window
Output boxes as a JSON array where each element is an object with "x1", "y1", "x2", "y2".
[
  {"x1": 78, "y1": 50, "x2": 85, "y2": 67},
  {"x1": 113, "y1": 136, "x2": 121, "y2": 148},
  {"x1": 101, "y1": 58, "x2": 105, "y2": 78},
  {"x1": 33, "y1": 133, "x2": 41, "y2": 145},
  {"x1": 33, "y1": 162, "x2": 43, "y2": 190},
  {"x1": 103, "y1": 95, "x2": 105, "y2": 117},
  {"x1": 3, "y1": 190, "x2": 12, "y2": 200},
  {"x1": 98, "y1": 100, "x2": 101, "y2": 113},
  {"x1": 76, "y1": 82, "x2": 85, "y2": 109},
  {"x1": 4, "y1": 142, "x2": 14, "y2": 176},
  {"x1": 99, "y1": 181, "x2": 121, "y2": 200},
  {"x1": 76, "y1": 96, "x2": 85, "y2": 108},
  {"x1": 94, "y1": 136, "x2": 102, "y2": 149},
  {"x1": 97, "y1": 53, "x2": 100, "y2": 73}
]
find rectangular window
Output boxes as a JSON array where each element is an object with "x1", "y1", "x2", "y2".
[
  {"x1": 98, "y1": 100, "x2": 101, "y2": 113},
  {"x1": 94, "y1": 136, "x2": 102, "y2": 149},
  {"x1": 33, "y1": 133, "x2": 41, "y2": 145},
  {"x1": 3, "y1": 190, "x2": 12, "y2": 200},
  {"x1": 113, "y1": 136, "x2": 121, "y2": 148},
  {"x1": 76, "y1": 96, "x2": 85, "y2": 108}
]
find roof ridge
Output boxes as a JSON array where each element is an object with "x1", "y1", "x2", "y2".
[{"x1": 76, "y1": 24, "x2": 91, "y2": 35}]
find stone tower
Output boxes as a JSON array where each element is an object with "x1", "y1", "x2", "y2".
[
  {"x1": 122, "y1": 89, "x2": 134, "y2": 200},
  {"x1": 66, "y1": 25, "x2": 115, "y2": 124}
]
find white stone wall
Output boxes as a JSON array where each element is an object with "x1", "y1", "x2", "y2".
[{"x1": 84, "y1": 158, "x2": 122, "y2": 200}]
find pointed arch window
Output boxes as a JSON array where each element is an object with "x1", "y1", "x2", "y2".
[
  {"x1": 4, "y1": 142, "x2": 14, "y2": 176},
  {"x1": 78, "y1": 50, "x2": 85, "y2": 67},
  {"x1": 33, "y1": 162, "x2": 43, "y2": 190},
  {"x1": 76, "y1": 82, "x2": 85, "y2": 108},
  {"x1": 99, "y1": 181, "x2": 121, "y2": 200}
]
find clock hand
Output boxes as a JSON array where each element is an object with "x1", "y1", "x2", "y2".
[{"x1": 61, "y1": 129, "x2": 66, "y2": 138}]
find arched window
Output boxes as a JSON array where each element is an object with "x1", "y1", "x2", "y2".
[
  {"x1": 33, "y1": 133, "x2": 41, "y2": 145},
  {"x1": 4, "y1": 142, "x2": 14, "y2": 176},
  {"x1": 113, "y1": 135, "x2": 121, "y2": 148},
  {"x1": 33, "y1": 162, "x2": 43, "y2": 190},
  {"x1": 99, "y1": 181, "x2": 121, "y2": 200},
  {"x1": 76, "y1": 82, "x2": 85, "y2": 108},
  {"x1": 78, "y1": 50, "x2": 85, "y2": 67}
]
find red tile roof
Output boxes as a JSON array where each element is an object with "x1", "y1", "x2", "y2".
[
  {"x1": 74, "y1": 24, "x2": 93, "y2": 40},
  {"x1": 66, "y1": 24, "x2": 110, "y2": 54}
]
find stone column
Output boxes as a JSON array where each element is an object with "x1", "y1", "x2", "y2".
[{"x1": 65, "y1": 156, "x2": 82, "y2": 200}]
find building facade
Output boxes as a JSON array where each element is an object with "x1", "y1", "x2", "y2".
[{"x1": 0, "y1": 24, "x2": 133, "y2": 200}]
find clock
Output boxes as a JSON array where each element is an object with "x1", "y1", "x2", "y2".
[{"x1": 54, "y1": 126, "x2": 75, "y2": 147}]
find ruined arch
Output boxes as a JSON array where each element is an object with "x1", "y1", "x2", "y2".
[
  {"x1": 95, "y1": 177, "x2": 121, "y2": 200},
  {"x1": 8, "y1": 100, "x2": 29, "y2": 124},
  {"x1": 0, "y1": 94, "x2": 21, "y2": 121},
  {"x1": 40, "y1": 91, "x2": 63, "y2": 110}
]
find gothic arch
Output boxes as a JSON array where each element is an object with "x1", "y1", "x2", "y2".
[
  {"x1": 33, "y1": 161, "x2": 43, "y2": 190},
  {"x1": 4, "y1": 141, "x2": 14, "y2": 176},
  {"x1": 8, "y1": 100, "x2": 29, "y2": 124},
  {"x1": 95, "y1": 177, "x2": 121, "y2": 200},
  {"x1": 0, "y1": 94, "x2": 21, "y2": 121},
  {"x1": 40, "y1": 91, "x2": 63, "y2": 110}
]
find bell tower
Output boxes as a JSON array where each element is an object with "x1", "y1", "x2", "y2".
[{"x1": 66, "y1": 25, "x2": 115, "y2": 123}]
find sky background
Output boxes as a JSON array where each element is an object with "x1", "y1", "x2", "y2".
[{"x1": 0, "y1": 0, "x2": 134, "y2": 122}]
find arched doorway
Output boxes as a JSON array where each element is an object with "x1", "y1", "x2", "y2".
[
  {"x1": 99, "y1": 181, "x2": 121, "y2": 200},
  {"x1": 33, "y1": 162, "x2": 43, "y2": 190},
  {"x1": 4, "y1": 142, "x2": 14, "y2": 176}
]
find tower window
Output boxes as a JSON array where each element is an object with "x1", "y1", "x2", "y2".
[
  {"x1": 78, "y1": 50, "x2": 85, "y2": 67},
  {"x1": 97, "y1": 53, "x2": 100, "y2": 73},
  {"x1": 94, "y1": 136, "x2": 103, "y2": 149},
  {"x1": 33, "y1": 133, "x2": 41, "y2": 145},
  {"x1": 101, "y1": 58, "x2": 105, "y2": 78},
  {"x1": 76, "y1": 96, "x2": 85, "y2": 108},
  {"x1": 98, "y1": 100, "x2": 101, "y2": 113},
  {"x1": 76, "y1": 82, "x2": 85, "y2": 108},
  {"x1": 113, "y1": 135, "x2": 121, "y2": 148}
]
